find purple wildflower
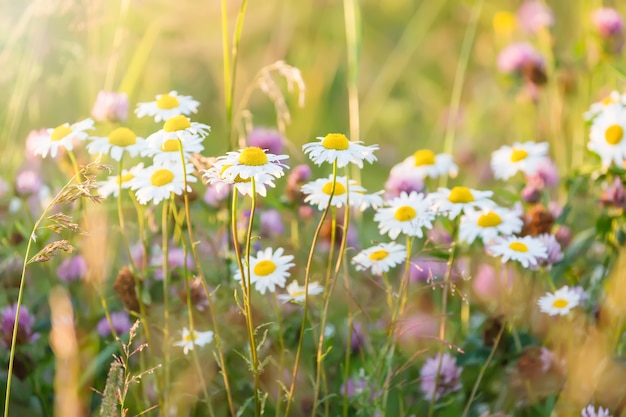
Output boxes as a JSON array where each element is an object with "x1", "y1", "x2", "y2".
[
  {"x1": 582, "y1": 405, "x2": 613, "y2": 417},
  {"x1": 15, "y1": 170, "x2": 43, "y2": 196},
  {"x1": 517, "y1": 0, "x2": 554, "y2": 34},
  {"x1": 1, "y1": 304, "x2": 39, "y2": 347},
  {"x1": 97, "y1": 311, "x2": 133, "y2": 337},
  {"x1": 530, "y1": 233, "x2": 563, "y2": 270},
  {"x1": 91, "y1": 91, "x2": 129, "y2": 123},
  {"x1": 384, "y1": 166, "x2": 424, "y2": 199},
  {"x1": 419, "y1": 352, "x2": 463, "y2": 401},
  {"x1": 410, "y1": 257, "x2": 447, "y2": 282},
  {"x1": 57, "y1": 255, "x2": 88, "y2": 283},
  {"x1": 247, "y1": 128, "x2": 284, "y2": 155},
  {"x1": 260, "y1": 209, "x2": 285, "y2": 238},
  {"x1": 497, "y1": 42, "x2": 545, "y2": 74}
]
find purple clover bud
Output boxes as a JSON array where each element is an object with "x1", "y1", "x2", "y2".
[
  {"x1": 97, "y1": 311, "x2": 133, "y2": 337},
  {"x1": 247, "y1": 128, "x2": 284, "y2": 155},
  {"x1": 260, "y1": 209, "x2": 285, "y2": 237},
  {"x1": 384, "y1": 167, "x2": 424, "y2": 199},
  {"x1": 592, "y1": 8, "x2": 625, "y2": 55},
  {"x1": 1, "y1": 303, "x2": 39, "y2": 347},
  {"x1": 15, "y1": 170, "x2": 42, "y2": 196},
  {"x1": 91, "y1": 91, "x2": 129, "y2": 123},
  {"x1": 57, "y1": 255, "x2": 88, "y2": 283},
  {"x1": 419, "y1": 353, "x2": 463, "y2": 401},
  {"x1": 517, "y1": 0, "x2": 554, "y2": 34}
]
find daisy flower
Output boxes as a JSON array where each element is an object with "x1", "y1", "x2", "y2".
[
  {"x1": 392, "y1": 149, "x2": 458, "y2": 179},
  {"x1": 234, "y1": 247, "x2": 295, "y2": 295},
  {"x1": 581, "y1": 405, "x2": 613, "y2": 417},
  {"x1": 459, "y1": 206, "x2": 524, "y2": 244},
  {"x1": 302, "y1": 133, "x2": 378, "y2": 168},
  {"x1": 97, "y1": 163, "x2": 144, "y2": 198},
  {"x1": 218, "y1": 146, "x2": 289, "y2": 181},
  {"x1": 429, "y1": 186, "x2": 494, "y2": 219},
  {"x1": 33, "y1": 119, "x2": 94, "y2": 158},
  {"x1": 132, "y1": 162, "x2": 197, "y2": 205},
  {"x1": 374, "y1": 191, "x2": 436, "y2": 240},
  {"x1": 277, "y1": 280, "x2": 324, "y2": 303},
  {"x1": 351, "y1": 242, "x2": 406, "y2": 275},
  {"x1": 588, "y1": 103, "x2": 626, "y2": 168},
  {"x1": 584, "y1": 91, "x2": 625, "y2": 121},
  {"x1": 173, "y1": 327, "x2": 214, "y2": 355},
  {"x1": 135, "y1": 91, "x2": 200, "y2": 122},
  {"x1": 487, "y1": 235, "x2": 548, "y2": 268},
  {"x1": 146, "y1": 115, "x2": 210, "y2": 148},
  {"x1": 147, "y1": 134, "x2": 205, "y2": 165},
  {"x1": 203, "y1": 160, "x2": 278, "y2": 197},
  {"x1": 537, "y1": 286, "x2": 580, "y2": 316},
  {"x1": 490, "y1": 141, "x2": 549, "y2": 180},
  {"x1": 87, "y1": 127, "x2": 148, "y2": 162},
  {"x1": 301, "y1": 175, "x2": 382, "y2": 211}
]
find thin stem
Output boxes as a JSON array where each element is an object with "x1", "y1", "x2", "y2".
[
  {"x1": 161, "y1": 198, "x2": 171, "y2": 409},
  {"x1": 284, "y1": 161, "x2": 338, "y2": 417},
  {"x1": 271, "y1": 293, "x2": 286, "y2": 417}
]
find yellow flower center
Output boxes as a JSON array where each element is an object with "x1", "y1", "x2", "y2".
[
  {"x1": 150, "y1": 169, "x2": 175, "y2": 186},
  {"x1": 108, "y1": 127, "x2": 137, "y2": 147},
  {"x1": 508, "y1": 242, "x2": 528, "y2": 252},
  {"x1": 51, "y1": 124, "x2": 72, "y2": 141},
  {"x1": 601, "y1": 96, "x2": 614, "y2": 105},
  {"x1": 239, "y1": 147, "x2": 268, "y2": 166},
  {"x1": 161, "y1": 139, "x2": 181, "y2": 152},
  {"x1": 394, "y1": 205, "x2": 416, "y2": 221},
  {"x1": 156, "y1": 93, "x2": 180, "y2": 109},
  {"x1": 254, "y1": 259, "x2": 277, "y2": 276},
  {"x1": 448, "y1": 186, "x2": 474, "y2": 204},
  {"x1": 183, "y1": 331, "x2": 197, "y2": 342},
  {"x1": 492, "y1": 11, "x2": 516, "y2": 36},
  {"x1": 369, "y1": 250, "x2": 389, "y2": 261},
  {"x1": 321, "y1": 133, "x2": 349, "y2": 150},
  {"x1": 605, "y1": 125, "x2": 624, "y2": 145},
  {"x1": 164, "y1": 115, "x2": 191, "y2": 132},
  {"x1": 413, "y1": 149, "x2": 436, "y2": 166},
  {"x1": 117, "y1": 173, "x2": 135, "y2": 184},
  {"x1": 552, "y1": 299, "x2": 569, "y2": 309},
  {"x1": 510, "y1": 149, "x2": 528, "y2": 162},
  {"x1": 220, "y1": 165, "x2": 249, "y2": 183},
  {"x1": 322, "y1": 181, "x2": 346, "y2": 195},
  {"x1": 290, "y1": 289, "x2": 306, "y2": 298},
  {"x1": 477, "y1": 211, "x2": 502, "y2": 228}
]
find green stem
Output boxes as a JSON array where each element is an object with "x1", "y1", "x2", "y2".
[{"x1": 161, "y1": 198, "x2": 171, "y2": 409}]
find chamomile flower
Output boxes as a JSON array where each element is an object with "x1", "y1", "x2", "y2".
[
  {"x1": 277, "y1": 280, "x2": 324, "y2": 303},
  {"x1": 537, "y1": 286, "x2": 580, "y2": 316},
  {"x1": 97, "y1": 163, "x2": 144, "y2": 198},
  {"x1": 588, "y1": 103, "x2": 626, "y2": 168},
  {"x1": 459, "y1": 206, "x2": 523, "y2": 244},
  {"x1": 132, "y1": 162, "x2": 197, "y2": 205},
  {"x1": 234, "y1": 247, "x2": 295, "y2": 295},
  {"x1": 487, "y1": 235, "x2": 548, "y2": 268},
  {"x1": 352, "y1": 242, "x2": 406, "y2": 275},
  {"x1": 581, "y1": 405, "x2": 613, "y2": 417},
  {"x1": 146, "y1": 115, "x2": 210, "y2": 148},
  {"x1": 203, "y1": 160, "x2": 278, "y2": 197},
  {"x1": 147, "y1": 134, "x2": 205, "y2": 165},
  {"x1": 173, "y1": 327, "x2": 214, "y2": 355},
  {"x1": 584, "y1": 91, "x2": 625, "y2": 121},
  {"x1": 374, "y1": 191, "x2": 436, "y2": 240},
  {"x1": 490, "y1": 141, "x2": 549, "y2": 180},
  {"x1": 218, "y1": 147, "x2": 289, "y2": 181},
  {"x1": 135, "y1": 91, "x2": 200, "y2": 122},
  {"x1": 301, "y1": 175, "x2": 382, "y2": 211},
  {"x1": 393, "y1": 149, "x2": 458, "y2": 179},
  {"x1": 302, "y1": 133, "x2": 378, "y2": 168},
  {"x1": 87, "y1": 127, "x2": 148, "y2": 162},
  {"x1": 429, "y1": 186, "x2": 494, "y2": 219},
  {"x1": 33, "y1": 119, "x2": 94, "y2": 158}
]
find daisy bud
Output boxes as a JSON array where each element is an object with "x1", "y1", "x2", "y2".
[{"x1": 91, "y1": 91, "x2": 129, "y2": 123}]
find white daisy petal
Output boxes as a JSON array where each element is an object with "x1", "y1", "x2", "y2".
[
  {"x1": 428, "y1": 186, "x2": 494, "y2": 219},
  {"x1": 131, "y1": 162, "x2": 197, "y2": 205},
  {"x1": 234, "y1": 247, "x2": 295, "y2": 295},
  {"x1": 277, "y1": 280, "x2": 324, "y2": 303},
  {"x1": 97, "y1": 163, "x2": 145, "y2": 198},
  {"x1": 490, "y1": 141, "x2": 550, "y2": 180},
  {"x1": 302, "y1": 133, "x2": 378, "y2": 168},
  {"x1": 87, "y1": 127, "x2": 149, "y2": 162},
  {"x1": 459, "y1": 206, "x2": 524, "y2": 244},
  {"x1": 33, "y1": 119, "x2": 94, "y2": 159},
  {"x1": 136, "y1": 91, "x2": 200, "y2": 122},
  {"x1": 537, "y1": 286, "x2": 580, "y2": 316},
  {"x1": 374, "y1": 191, "x2": 437, "y2": 240},
  {"x1": 393, "y1": 149, "x2": 458, "y2": 179},
  {"x1": 587, "y1": 103, "x2": 626, "y2": 168},
  {"x1": 487, "y1": 235, "x2": 548, "y2": 268},
  {"x1": 351, "y1": 242, "x2": 406, "y2": 275},
  {"x1": 173, "y1": 327, "x2": 214, "y2": 355}
]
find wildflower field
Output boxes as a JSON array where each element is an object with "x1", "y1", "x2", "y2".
[{"x1": 3, "y1": 0, "x2": 626, "y2": 416}]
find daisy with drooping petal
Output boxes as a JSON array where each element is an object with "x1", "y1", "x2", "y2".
[
  {"x1": 487, "y1": 235, "x2": 548, "y2": 268},
  {"x1": 146, "y1": 115, "x2": 211, "y2": 148},
  {"x1": 302, "y1": 133, "x2": 378, "y2": 168},
  {"x1": 352, "y1": 242, "x2": 407, "y2": 275},
  {"x1": 132, "y1": 162, "x2": 197, "y2": 205},
  {"x1": 459, "y1": 206, "x2": 524, "y2": 244},
  {"x1": 203, "y1": 160, "x2": 278, "y2": 198},
  {"x1": 33, "y1": 119, "x2": 94, "y2": 158},
  {"x1": 588, "y1": 103, "x2": 626, "y2": 168},
  {"x1": 218, "y1": 146, "x2": 289, "y2": 181},
  {"x1": 135, "y1": 91, "x2": 200, "y2": 122},
  {"x1": 393, "y1": 149, "x2": 458, "y2": 179},
  {"x1": 490, "y1": 141, "x2": 549, "y2": 180},
  {"x1": 429, "y1": 186, "x2": 494, "y2": 219},
  {"x1": 234, "y1": 247, "x2": 295, "y2": 295},
  {"x1": 301, "y1": 175, "x2": 382, "y2": 211},
  {"x1": 537, "y1": 286, "x2": 580, "y2": 316},
  {"x1": 87, "y1": 127, "x2": 148, "y2": 162},
  {"x1": 97, "y1": 163, "x2": 144, "y2": 198},
  {"x1": 581, "y1": 405, "x2": 613, "y2": 417},
  {"x1": 277, "y1": 280, "x2": 324, "y2": 303},
  {"x1": 147, "y1": 134, "x2": 205, "y2": 165},
  {"x1": 584, "y1": 91, "x2": 625, "y2": 121},
  {"x1": 173, "y1": 327, "x2": 214, "y2": 355},
  {"x1": 374, "y1": 191, "x2": 436, "y2": 240}
]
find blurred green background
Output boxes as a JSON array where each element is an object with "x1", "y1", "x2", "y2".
[{"x1": 0, "y1": 0, "x2": 624, "y2": 185}]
